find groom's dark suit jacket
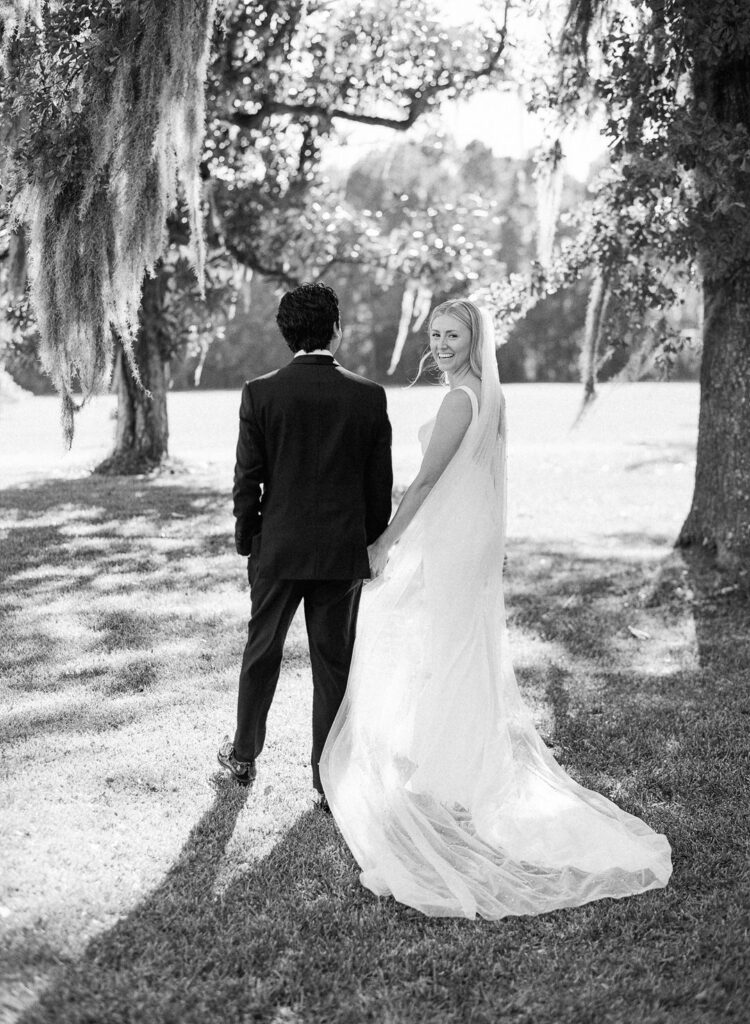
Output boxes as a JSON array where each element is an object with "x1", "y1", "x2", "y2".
[{"x1": 233, "y1": 353, "x2": 393, "y2": 580}]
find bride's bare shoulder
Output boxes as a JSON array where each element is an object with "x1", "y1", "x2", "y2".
[{"x1": 436, "y1": 386, "x2": 473, "y2": 420}]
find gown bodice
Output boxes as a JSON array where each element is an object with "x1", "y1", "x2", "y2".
[{"x1": 417, "y1": 384, "x2": 479, "y2": 453}]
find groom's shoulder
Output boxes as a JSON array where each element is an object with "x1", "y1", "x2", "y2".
[
  {"x1": 242, "y1": 368, "x2": 281, "y2": 393},
  {"x1": 334, "y1": 365, "x2": 385, "y2": 395}
]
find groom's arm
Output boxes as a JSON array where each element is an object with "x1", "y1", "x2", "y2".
[
  {"x1": 232, "y1": 383, "x2": 264, "y2": 556},
  {"x1": 364, "y1": 388, "x2": 393, "y2": 544}
]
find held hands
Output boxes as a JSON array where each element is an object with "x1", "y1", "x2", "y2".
[{"x1": 367, "y1": 536, "x2": 390, "y2": 579}]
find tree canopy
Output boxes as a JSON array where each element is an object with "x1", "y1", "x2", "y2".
[
  {"x1": 537, "y1": 0, "x2": 750, "y2": 564},
  {"x1": 521, "y1": 0, "x2": 750, "y2": 388},
  {"x1": 0, "y1": 0, "x2": 511, "y2": 443}
]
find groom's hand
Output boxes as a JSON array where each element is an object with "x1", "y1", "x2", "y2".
[{"x1": 234, "y1": 525, "x2": 252, "y2": 557}]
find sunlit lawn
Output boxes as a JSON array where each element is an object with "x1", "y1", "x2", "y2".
[{"x1": 1, "y1": 383, "x2": 748, "y2": 1023}]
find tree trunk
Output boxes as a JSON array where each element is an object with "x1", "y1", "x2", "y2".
[
  {"x1": 677, "y1": 43, "x2": 750, "y2": 570},
  {"x1": 677, "y1": 268, "x2": 750, "y2": 568},
  {"x1": 95, "y1": 273, "x2": 170, "y2": 475}
]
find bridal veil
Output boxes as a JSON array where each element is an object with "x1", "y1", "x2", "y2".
[{"x1": 320, "y1": 306, "x2": 672, "y2": 919}]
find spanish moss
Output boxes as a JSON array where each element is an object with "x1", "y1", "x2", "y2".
[{"x1": 0, "y1": 0, "x2": 221, "y2": 443}]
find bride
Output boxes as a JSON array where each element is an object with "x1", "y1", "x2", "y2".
[{"x1": 319, "y1": 298, "x2": 672, "y2": 920}]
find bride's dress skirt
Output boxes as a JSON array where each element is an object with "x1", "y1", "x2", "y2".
[{"x1": 320, "y1": 427, "x2": 672, "y2": 920}]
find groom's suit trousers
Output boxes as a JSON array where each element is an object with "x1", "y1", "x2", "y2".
[{"x1": 234, "y1": 561, "x2": 362, "y2": 793}]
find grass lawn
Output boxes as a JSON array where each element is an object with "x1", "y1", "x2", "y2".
[{"x1": 1, "y1": 383, "x2": 748, "y2": 1023}]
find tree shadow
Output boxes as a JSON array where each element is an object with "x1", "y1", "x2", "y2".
[
  {"x1": 641, "y1": 543, "x2": 750, "y2": 670},
  {"x1": 506, "y1": 534, "x2": 750, "y2": 845},
  {"x1": 0, "y1": 481, "x2": 230, "y2": 594},
  {"x1": 506, "y1": 538, "x2": 657, "y2": 666},
  {"x1": 1, "y1": 473, "x2": 242, "y2": 747},
  {"x1": 3, "y1": 477, "x2": 748, "y2": 1022},
  {"x1": 505, "y1": 530, "x2": 750, "y2": 678},
  {"x1": 13, "y1": 670, "x2": 747, "y2": 1024}
]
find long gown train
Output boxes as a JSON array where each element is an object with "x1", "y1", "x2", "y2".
[{"x1": 320, "y1": 380, "x2": 672, "y2": 920}]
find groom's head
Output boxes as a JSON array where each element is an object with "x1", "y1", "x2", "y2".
[{"x1": 276, "y1": 282, "x2": 341, "y2": 353}]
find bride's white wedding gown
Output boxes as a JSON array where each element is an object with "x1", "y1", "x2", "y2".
[{"x1": 320, "y1": 381, "x2": 672, "y2": 920}]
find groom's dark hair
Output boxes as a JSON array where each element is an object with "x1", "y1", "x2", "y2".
[{"x1": 276, "y1": 282, "x2": 340, "y2": 352}]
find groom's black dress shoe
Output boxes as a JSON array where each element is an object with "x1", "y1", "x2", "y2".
[
  {"x1": 217, "y1": 737, "x2": 257, "y2": 784},
  {"x1": 313, "y1": 792, "x2": 331, "y2": 814}
]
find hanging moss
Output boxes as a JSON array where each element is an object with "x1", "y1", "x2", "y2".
[
  {"x1": 0, "y1": 0, "x2": 42, "y2": 55},
  {"x1": 1, "y1": 0, "x2": 220, "y2": 443}
]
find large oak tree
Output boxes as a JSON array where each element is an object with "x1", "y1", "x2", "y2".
[
  {"x1": 0, "y1": 0, "x2": 510, "y2": 472},
  {"x1": 542, "y1": 0, "x2": 750, "y2": 567}
]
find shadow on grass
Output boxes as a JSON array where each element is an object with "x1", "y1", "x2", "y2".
[
  {"x1": 15, "y1": 657, "x2": 749, "y2": 1024},
  {"x1": 0, "y1": 475, "x2": 230, "y2": 581},
  {"x1": 678, "y1": 546, "x2": 750, "y2": 670},
  {"x1": 508, "y1": 532, "x2": 750, "y2": 672},
  {"x1": 0, "y1": 473, "x2": 240, "y2": 747},
  {"x1": 4, "y1": 479, "x2": 749, "y2": 1022},
  {"x1": 506, "y1": 537, "x2": 655, "y2": 667},
  {"x1": 18, "y1": 777, "x2": 254, "y2": 1024}
]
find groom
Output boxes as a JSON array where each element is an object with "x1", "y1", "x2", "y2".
[{"x1": 218, "y1": 282, "x2": 393, "y2": 807}]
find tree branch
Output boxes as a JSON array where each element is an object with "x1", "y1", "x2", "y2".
[
  {"x1": 310, "y1": 253, "x2": 385, "y2": 279},
  {"x1": 226, "y1": 243, "x2": 301, "y2": 288},
  {"x1": 231, "y1": 98, "x2": 423, "y2": 132},
  {"x1": 230, "y1": 7, "x2": 510, "y2": 135}
]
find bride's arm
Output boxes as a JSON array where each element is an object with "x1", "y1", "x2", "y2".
[{"x1": 368, "y1": 388, "x2": 472, "y2": 576}]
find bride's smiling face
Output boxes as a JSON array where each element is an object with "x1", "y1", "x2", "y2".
[{"x1": 430, "y1": 315, "x2": 472, "y2": 374}]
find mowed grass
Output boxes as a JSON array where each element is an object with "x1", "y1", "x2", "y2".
[{"x1": 1, "y1": 384, "x2": 748, "y2": 1024}]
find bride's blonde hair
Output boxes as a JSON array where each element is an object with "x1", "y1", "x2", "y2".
[{"x1": 415, "y1": 299, "x2": 485, "y2": 383}]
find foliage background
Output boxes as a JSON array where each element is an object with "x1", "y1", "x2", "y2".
[{"x1": 3, "y1": 133, "x2": 702, "y2": 395}]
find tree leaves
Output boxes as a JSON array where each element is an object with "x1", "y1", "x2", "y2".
[
  {"x1": 0, "y1": 0, "x2": 512, "y2": 443},
  {"x1": 506, "y1": 0, "x2": 750, "y2": 396}
]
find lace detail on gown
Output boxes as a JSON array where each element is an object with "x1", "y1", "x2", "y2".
[{"x1": 320, "y1": 380, "x2": 671, "y2": 920}]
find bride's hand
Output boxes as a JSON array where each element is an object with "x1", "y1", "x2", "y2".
[{"x1": 367, "y1": 538, "x2": 390, "y2": 579}]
